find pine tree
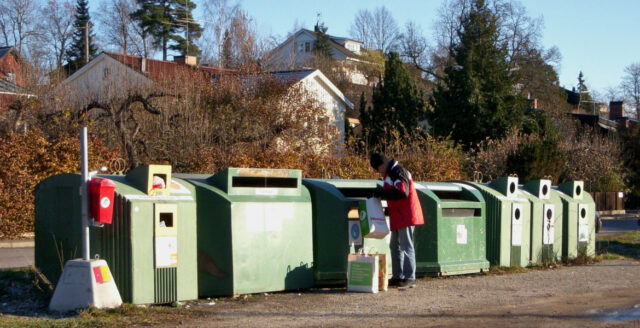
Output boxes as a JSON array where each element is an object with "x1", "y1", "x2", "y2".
[
  {"x1": 313, "y1": 21, "x2": 332, "y2": 58},
  {"x1": 361, "y1": 52, "x2": 426, "y2": 150},
  {"x1": 132, "y1": 0, "x2": 202, "y2": 60},
  {"x1": 576, "y1": 71, "x2": 595, "y2": 113},
  {"x1": 65, "y1": 0, "x2": 97, "y2": 74},
  {"x1": 430, "y1": 0, "x2": 525, "y2": 149},
  {"x1": 169, "y1": 0, "x2": 203, "y2": 57}
]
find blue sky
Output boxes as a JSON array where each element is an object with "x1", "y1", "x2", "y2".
[
  {"x1": 237, "y1": 0, "x2": 640, "y2": 97},
  {"x1": 90, "y1": 0, "x2": 640, "y2": 97}
]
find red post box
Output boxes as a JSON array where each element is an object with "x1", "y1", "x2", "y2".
[{"x1": 89, "y1": 177, "x2": 117, "y2": 224}]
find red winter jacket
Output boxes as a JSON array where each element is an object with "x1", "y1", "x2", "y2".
[{"x1": 379, "y1": 160, "x2": 424, "y2": 231}]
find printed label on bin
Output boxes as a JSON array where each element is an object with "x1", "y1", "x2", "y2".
[
  {"x1": 245, "y1": 203, "x2": 265, "y2": 232},
  {"x1": 255, "y1": 188, "x2": 277, "y2": 196},
  {"x1": 349, "y1": 221, "x2": 363, "y2": 246},
  {"x1": 100, "y1": 196, "x2": 110, "y2": 208},
  {"x1": 543, "y1": 225, "x2": 554, "y2": 245},
  {"x1": 512, "y1": 222, "x2": 522, "y2": 246},
  {"x1": 579, "y1": 224, "x2": 589, "y2": 242},
  {"x1": 456, "y1": 224, "x2": 467, "y2": 244},
  {"x1": 155, "y1": 236, "x2": 178, "y2": 267}
]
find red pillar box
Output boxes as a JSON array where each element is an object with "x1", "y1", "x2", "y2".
[{"x1": 89, "y1": 177, "x2": 117, "y2": 224}]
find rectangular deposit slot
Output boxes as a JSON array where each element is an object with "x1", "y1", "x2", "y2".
[
  {"x1": 232, "y1": 176, "x2": 298, "y2": 188},
  {"x1": 212, "y1": 168, "x2": 303, "y2": 197}
]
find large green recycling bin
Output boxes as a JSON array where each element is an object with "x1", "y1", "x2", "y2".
[
  {"x1": 179, "y1": 168, "x2": 314, "y2": 297},
  {"x1": 35, "y1": 165, "x2": 198, "y2": 304},
  {"x1": 520, "y1": 179, "x2": 564, "y2": 263},
  {"x1": 555, "y1": 181, "x2": 596, "y2": 259},
  {"x1": 461, "y1": 177, "x2": 532, "y2": 267},
  {"x1": 414, "y1": 182, "x2": 489, "y2": 276},
  {"x1": 302, "y1": 179, "x2": 391, "y2": 285}
]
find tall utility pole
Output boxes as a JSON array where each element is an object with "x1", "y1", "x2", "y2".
[{"x1": 85, "y1": 21, "x2": 89, "y2": 64}]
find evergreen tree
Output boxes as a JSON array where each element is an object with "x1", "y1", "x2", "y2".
[
  {"x1": 313, "y1": 21, "x2": 332, "y2": 58},
  {"x1": 430, "y1": 0, "x2": 525, "y2": 149},
  {"x1": 169, "y1": 0, "x2": 203, "y2": 57},
  {"x1": 132, "y1": 0, "x2": 202, "y2": 60},
  {"x1": 65, "y1": 0, "x2": 97, "y2": 74},
  {"x1": 361, "y1": 52, "x2": 426, "y2": 150},
  {"x1": 576, "y1": 71, "x2": 595, "y2": 113}
]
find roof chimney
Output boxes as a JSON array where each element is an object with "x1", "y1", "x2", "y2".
[
  {"x1": 609, "y1": 101, "x2": 624, "y2": 120},
  {"x1": 174, "y1": 55, "x2": 197, "y2": 66},
  {"x1": 140, "y1": 57, "x2": 146, "y2": 73}
]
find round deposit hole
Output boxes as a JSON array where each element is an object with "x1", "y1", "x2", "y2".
[
  {"x1": 546, "y1": 209, "x2": 553, "y2": 220},
  {"x1": 576, "y1": 185, "x2": 582, "y2": 196},
  {"x1": 581, "y1": 208, "x2": 586, "y2": 218},
  {"x1": 542, "y1": 184, "x2": 549, "y2": 196},
  {"x1": 509, "y1": 182, "x2": 516, "y2": 194},
  {"x1": 514, "y1": 208, "x2": 521, "y2": 220}
]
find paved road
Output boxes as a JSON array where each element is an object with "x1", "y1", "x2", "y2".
[
  {"x1": 598, "y1": 218, "x2": 640, "y2": 236},
  {"x1": 0, "y1": 247, "x2": 33, "y2": 269}
]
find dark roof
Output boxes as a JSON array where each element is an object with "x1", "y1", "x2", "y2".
[
  {"x1": 0, "y1": 46, "x2": 12, "y2": 61},
  {"x1": 267, "y1": 69, "x2": 315, "y2": 83},
  {"x1": 104, "y1": 52, "x2": 236, "y2": 81}
]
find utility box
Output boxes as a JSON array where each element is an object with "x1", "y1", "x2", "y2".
[
  {"x1": 461, "y1": 177, "x2": 532, "y2": 267},
  {"x1": 302, "y1": 179, "x2": 391, "y2": 285},
  {"x1": 178, "y1": 168, "x2": 314, "y2": 297},
  {"x1": 35, "y1": 165, "x2": 198, "y2": 304},
  {"x1": 555, "y1": 181, "x2": 596, "y2": 258},
  {"x1": 414, "y1": 182, "x2": 489, "y2": 276},
  {"x1": 520, "y1": 179, "x2": 564, "y2": 263}
]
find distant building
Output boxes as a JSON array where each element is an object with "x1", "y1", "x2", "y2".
[
  {"x1": 266, "y1": 29, "x2": 372, "y2": 85},
  {"x1": 0, "y1": 46, "x2": 33, "y2": 108}
]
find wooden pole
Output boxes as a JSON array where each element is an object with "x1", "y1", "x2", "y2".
[{"x1": 85, "y1": 21, "x2": 89, "y2": 64}]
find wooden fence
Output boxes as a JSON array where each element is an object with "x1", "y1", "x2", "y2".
[{"x1": 591, "y1": 191, "x2": 625, "y2": 212}]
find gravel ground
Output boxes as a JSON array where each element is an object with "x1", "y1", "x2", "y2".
[{"x1": 172, "y1": 259, "x2": 640, "y2": 327}]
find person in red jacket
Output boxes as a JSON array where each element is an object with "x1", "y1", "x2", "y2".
[{"x1": 370, "y1": 153, "x2": 424, "y2": 288}]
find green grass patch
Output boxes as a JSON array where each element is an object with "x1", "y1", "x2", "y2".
[{"x1": 596, "y1": 231, "x2": 640, "y2": 260}]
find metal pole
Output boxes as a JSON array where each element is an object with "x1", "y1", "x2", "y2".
[
  {"x1": 85, "y1": 22, "x2": 89, "y2": 64},
  {"x1": 80, "y1": 126, "x2": 90, "y2": 261}
]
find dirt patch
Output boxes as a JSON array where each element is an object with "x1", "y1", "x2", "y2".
[{"x1": 170, "y1": 260, "x2": 640, "y2": 327}]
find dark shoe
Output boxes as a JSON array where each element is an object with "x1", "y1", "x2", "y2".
[
  {"x1": 388, "y1": 277, "x2": 403, "y2": 287},
  {"x1": 398, "y1": 279, "x2": 416, "y2": 288}
]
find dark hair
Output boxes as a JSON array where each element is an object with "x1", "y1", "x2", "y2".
[{"x1": 370, "y1": 153, "x2": 387, "y2": 169}]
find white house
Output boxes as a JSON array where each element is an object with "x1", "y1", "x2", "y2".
[
  {"x1": 268, "y1": 69, "x2": 353, "y2": 146},
  {"x1": 267, "y1": 29, "x2": 370, "y2": 85}
]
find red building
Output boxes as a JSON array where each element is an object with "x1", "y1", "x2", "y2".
[{"x1": 0, "y1": 46, "x2": 32, "y2": 108}]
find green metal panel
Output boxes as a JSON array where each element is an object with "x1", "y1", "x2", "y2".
[
  {"x1": 521, "y1": 180, "x2": 564, "y2": 264},
  {"x1": 461, "y1": 180, "x2": 531, "y2": 267},
  {"x1": 302, "y1": 179, "x2": 391, "y2": 285},
  {"x1": 180, "y1": 168, "x2": 314, "y2": 297},
  {"x1": 555, "y1": 181, "x2": 596, "y2": 258},
  {"x1": 34, "y1": 172, "x2": 198, "y2": 305},
  {"x1": 414, "y1": 182, "x2": 490, "y2": 276}
]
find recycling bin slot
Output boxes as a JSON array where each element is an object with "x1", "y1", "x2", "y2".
[
  {"x1": 442, "y1": 208, "x2": 479, "y2": 218},
  {"x1": 159, "y1": 213, "x2": 174, "y2": 227},
  {"x1": 336, "y1": 187, "x2": 375, "y2": 199},
  {"x1": 347, "y1": 207, "x2": 360, "y2": 219},
  {"x1": 232, "y1": 176, "x2": 298, "y2": 188}
]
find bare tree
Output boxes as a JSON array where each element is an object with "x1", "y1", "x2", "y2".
[
  {"x1": 349, "y1": 6, "x2": 398, "y2": 53},
  {"x1": 199, "y1": 0, "x2": 240, "y2": 66},
  {"x1": 398, "y1": 21, "x2": 443, "y2": 80},
  {"x1": 350, "y1": 9, "x2": 373, "y2": 49},
  {"x1": 0, "y1": 0, "x2": 39, "y2": 56},
  {"x1": 622, "y1": 62, "x2": 640, "y2": 120},
  {"x1": 97, "y1": 0, "x2": 137, "y2": 55},
  {"x1": 38, "y1": 0, "x2": 75, "y2": 71}
]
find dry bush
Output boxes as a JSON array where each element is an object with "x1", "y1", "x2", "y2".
[
  {"x1": 469, "y1": 128, "x2": 538, "y2": 181},
  {"x1": 0, "y1": 130, "x2": 120, "y2": 239}
]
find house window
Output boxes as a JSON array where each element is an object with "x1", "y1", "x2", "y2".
[
  {"x1": 298, "y1": 42, "x2": 304, "y2": 53},
  {"x1": 103, "y1": 67, "x2": 110, "y2": 79},
  {"x1": 305, "y1": 42, "x2": 310, "y2": 52}
]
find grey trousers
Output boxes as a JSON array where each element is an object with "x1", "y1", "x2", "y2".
[{"x1": 390, "y1": 226, "x2": 416, "y2": 280}]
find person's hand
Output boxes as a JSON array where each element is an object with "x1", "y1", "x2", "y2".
[{"x1": 373, "y1": 185, "x2": 383, "y2": 199}]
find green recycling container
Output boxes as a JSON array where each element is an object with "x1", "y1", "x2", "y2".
[
  {"x1": 35, "y1": 165, "x2": 198, "y2": 304},
  {"x1": 302, "y1": 179, "x2": 391, "y2": 285},
  {"x1": 461, "y1": 177, "x2": 532, "y2": 267},
  {"x1": 414, "y1": 182, "x2": 490, "y2": 276},
  {"x1": 555, "y1": 181, "x2": 596, "y2": 259},
  {"x1": 520, "y1": 179, "x2": 564, "y2": 263},
  {"x1": 179, "y1": 168, "x2": 314, "y2": 297}
]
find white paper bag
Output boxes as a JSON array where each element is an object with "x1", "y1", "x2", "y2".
[
  {"x1": 347, "y1": 253, "x2": 379, "y2": 293},
  {"x1": 358, "y1": 198, "x2": 390, "y2": 239}
]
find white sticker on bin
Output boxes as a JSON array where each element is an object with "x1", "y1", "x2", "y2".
[{"x1": 456, "y1": 224, "x2": 467, "y2": 244}]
